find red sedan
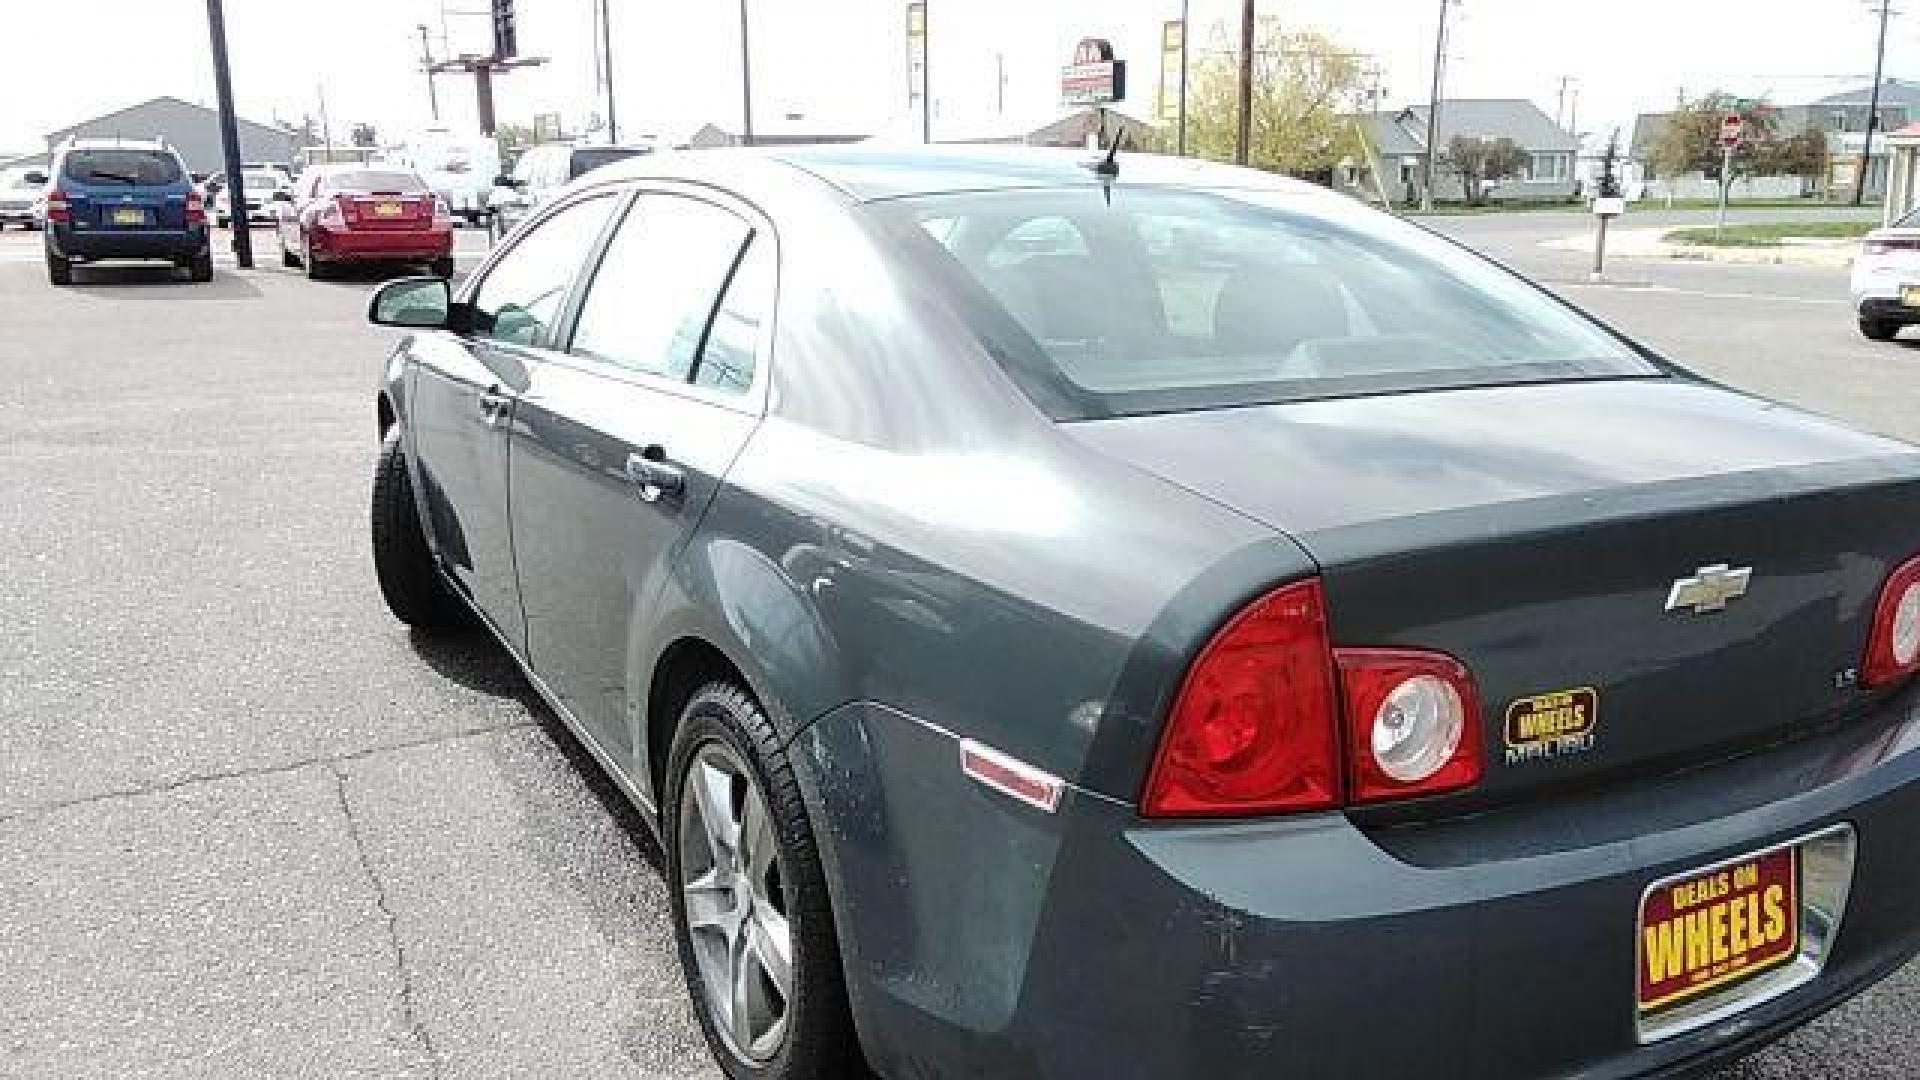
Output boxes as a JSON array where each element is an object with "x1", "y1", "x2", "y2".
[{"x1": 274, "y1": 165, "x2": 453, "y2": 280}]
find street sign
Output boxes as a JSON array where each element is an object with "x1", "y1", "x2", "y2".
[
  {"x1": 1592, "y1": 196, "x2": 1626, "y2": 217},
  {"x1": 1061, "y1": 38, "x2": 1127, "y2": 106},
  {"x1": 1719, "y1": 113, "x2": 1744, "y2": 148}
]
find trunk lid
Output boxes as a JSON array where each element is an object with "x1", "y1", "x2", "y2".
[
  {"x1": 1067, "y1": 379, "x2": 1920, "y2": 811},
  {"x1": 341, "y1": 192, "x2": 434, "y2": 232}
]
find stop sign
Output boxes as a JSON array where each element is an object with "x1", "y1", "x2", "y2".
[{"x1": 1719, "y1": 113, "x2": 1745, "y2": 147}]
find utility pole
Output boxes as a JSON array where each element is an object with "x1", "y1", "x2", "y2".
[
  {"x1": 1234, "y1": 0, "x2": 1255, "y2": 165},
  {"x1": 598, "y1": 0, "x2": 618, "y2": 142},
  {"x1": 203, "y1": 0, "x2": 251, "y2": 268},
  {"x1": 317, "y1": 85, "x2": 333, "y2": 162},
  {"x1": 1177, "y1": 0, "x2": 1191, "y2": 156},
  {"x1": 1856, "y1": 1, "x2": 1894, "y2": 206},
  {"x1": 1421, "y1": 0, "x2": 1455, "y2": 211},
  {"x1": 739, "y1": 0, "x2": 755, "y2": 145},
  {"x1": 417, "y1": 24, "x2": 441, "y2": 121},
  {"x1": 1556, "y1": 76, "x2": 1574, "y2": 129}
]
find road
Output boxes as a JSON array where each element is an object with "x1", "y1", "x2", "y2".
[{"x1": 1, "y1": 208, "x2": 1916, "y2": 1079}]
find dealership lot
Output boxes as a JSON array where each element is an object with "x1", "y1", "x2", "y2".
[{"x1": 3, "y1": 210, "x2": 1919, "y2": 1078}]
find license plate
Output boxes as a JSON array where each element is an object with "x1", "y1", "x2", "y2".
[
  {"x1": 374, "y1": 202, "x2": 403, "y2": 218},
  {"x1": 1901, "y1": 285, "x2": 1920, "y2": 307},
  {"x1": 111, "y1": 207, "x2": 145, "y2": 226},
  {"x1": 1637, "y1": 847, "x2": 1800, "y2": 1017}
]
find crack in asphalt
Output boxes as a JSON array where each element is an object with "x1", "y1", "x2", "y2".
[
  {"x1": 0, "y1": 719, "x2": 535, "y2": 824},
  {"x1": 329, "y1": 759, "x2": 446, "y2": 1080}
]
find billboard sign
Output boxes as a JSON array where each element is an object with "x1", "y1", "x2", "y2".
[
  {"x1": 1061, "y1": 38, "x2": 1126, "y2": 106},
  {"x1": 1157, "y1": 21, "x2": 1183, "y2": 123}
]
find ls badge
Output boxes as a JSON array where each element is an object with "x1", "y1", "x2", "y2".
[{"x1": 1666, "y1": 564, "x2": 1752, "y2": 615}]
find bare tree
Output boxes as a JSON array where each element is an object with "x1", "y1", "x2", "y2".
[{"x1": 1442, "y1": 135, "x2": 1528, "y2": 206}]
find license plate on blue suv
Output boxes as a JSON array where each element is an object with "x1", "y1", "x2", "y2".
[{"x1": 111, "y1": 207, "x2": 146, "y2": 227}]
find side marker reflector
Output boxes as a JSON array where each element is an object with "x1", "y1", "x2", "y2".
[{"x1": 960, "y1": 739, "x2": 1063, "y2": 813}]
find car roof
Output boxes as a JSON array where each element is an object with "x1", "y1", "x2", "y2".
[
  {"x1": 583, "y1": 144, "x2": 1325, "y2": 205},
  {"x1": 64, "y1": 137, "x2": 171, "y2": 152}
]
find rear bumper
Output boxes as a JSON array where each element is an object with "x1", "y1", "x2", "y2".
[
  {"x1": 48, "y1": 223, "x2": 207, "y2": 262},
  {"x1": 310, "y1": 224, "x2": 451, "y2": 262},
  {"x1": 794, "y1": 686, "x2": 1920, "y2": 1079}
]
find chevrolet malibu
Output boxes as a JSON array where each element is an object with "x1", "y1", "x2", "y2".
[{"x1": 363, "y1": 147, "x2": 1920, "y2": 1079}]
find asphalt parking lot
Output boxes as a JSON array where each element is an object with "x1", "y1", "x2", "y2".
[{"x1": 3, "y1": 210, "x2": 1919, "y2": 1079}]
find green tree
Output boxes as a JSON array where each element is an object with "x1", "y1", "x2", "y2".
[
  {"x1": 1650, "y1": 94, "x2": 1782, "y2": 181},
  {"x1": 1442, "y1": 135, "x2": 1528, "y2": 206},
  {"x1": 1183, "y1": 19, "x2": 1368, "y2": 175}
]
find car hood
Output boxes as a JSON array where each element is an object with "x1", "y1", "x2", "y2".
[{"x1": 1065, "y1": 378, "x2": 1917, "y2": 549}]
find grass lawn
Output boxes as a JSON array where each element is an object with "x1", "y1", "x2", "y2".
[
  {"x1": 1636, "y1": 197, "x2": 1858, "y2": 211},
  {"x1": 1664, "y1": 220, "x2": 1877, "y2": 247}
]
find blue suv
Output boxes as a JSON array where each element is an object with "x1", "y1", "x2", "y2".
[{"x1": 43, "y1": 138, "x2": 211, "y2": 285}]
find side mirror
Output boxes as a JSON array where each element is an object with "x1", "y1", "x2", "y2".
[
  {"x1": 369, "y1": 277, "x2": 452, "y2": 329},
  {"x1": 270, "y1": 189, "x2": 294, "y2": 203},
  {"x1": 23, "y1": 171, "x2": 47, "y2": 186}
]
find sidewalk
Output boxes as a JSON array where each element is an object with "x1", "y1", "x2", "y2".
[{"x1": 1543, "y1": 226, "x2": 1858, "y2": 268}]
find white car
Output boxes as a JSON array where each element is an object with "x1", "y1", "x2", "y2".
[
  {"x1": 215, "y1": 168, "x2": 295, "y2": 227},
  {"x1": 0, "y1": 166, "x2": 44, "y2": 230},
  {"x1": 1851, "y1": 209, "x2": 1920, "y2": 340}
]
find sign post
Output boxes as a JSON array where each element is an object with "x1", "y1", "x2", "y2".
[{"x1": 1715, "y1": 112, "x2": 1743, "y2": 243}]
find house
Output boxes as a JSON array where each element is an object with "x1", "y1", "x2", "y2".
[
  {"x1": 1627, "y1": 110, "x2": 1810, "y2": 201},
  {"x1": 1780, "y1": 79, "x2": 1920, "y2": 198},
  {"x1": 42, "y1": 96, "x2": 295, "y2": 175},
  {"x1": 685, "y1": 115, "x2": 866, "y2": 149},
  {"x1": 1346, "y1": 99, "x2": 1578, "y2": 205},
  {"x1": 893, "y1": 104, "x2": 1160, "y2": 150}
]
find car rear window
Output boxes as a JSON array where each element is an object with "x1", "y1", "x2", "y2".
[
  {"x1": 322, "y1": 170, "x2": 428, "y2": 193},
  {"x1": 870, "y1": 186, "x2": 1660, "y2": 419},
  {"x1": 62, "y1": 149, "x2": 183, "y2": 187},
  {"x1": 568, "y1": 147, "x2": 648, "y2": 179}
]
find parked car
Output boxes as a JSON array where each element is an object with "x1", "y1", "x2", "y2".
[
  {"x1": 214, "y1": 167, "x2": 295, "y2": 227},
  {"x1": 387, "y1": 128, "x2": 500, "y2": 225},
  {"x1": 274, "y1": 164, "x2": 453, "y2": 280},
  {"x1": 1851, "y1": 208, "x2": 1920, "y2": 340},
  {"x1": 0, "y1": 166, "x2": 46, "y2": 229},
  {"x1": 41, "y1": 138, "x2": 210, "y2": 285},
  {"x1": 489, "y1": 141, "x2": 655, "y2": 240},
  {"x1": 364, "y1": 146, "x2": 1920, "y2": 1080}
]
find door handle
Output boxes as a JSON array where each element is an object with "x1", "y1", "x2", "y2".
[
  {"x1": 477, "y1": 385, "x2": 510, "y2": 426},
  {"x1": 625, "y1": 446, "x2": 686, "y2": 503}
]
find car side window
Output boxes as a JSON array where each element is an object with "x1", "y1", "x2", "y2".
[
  {"x1": 692, "y1": 237, "x2": 772, "y2": 395},
  {"x1": 567, "y1": 193, "x2": 751, "y2": 382},
  {"x1": 469, "y1": 193, "x2": 618, "y2": 349}
]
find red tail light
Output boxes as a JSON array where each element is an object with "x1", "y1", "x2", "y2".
[
  {"x1": 1866, "y1": 237, "x2": 1920, "y2": 255},
  {"x1": 1336, "y1": 649, "x2": 1482, "y2": 802},
  {"x1": 1863, "y1": 554, "x2": 1920, "y2": 688},
  {"x1": 185, "y1": 190, "x2": 206, "y2": 225},
  {"x1": 1142, "y1": 578, "x2": 1484, "y2": 818},
  {"x1": 1141, "y1": 580, "x2": 1342, "y2": 816},
  {"x1": 318, "y1": 195, "x2": 348, "y2": 230},
  {"x1": 45, "y1": 189, "x2": 70, "y2": 224}
]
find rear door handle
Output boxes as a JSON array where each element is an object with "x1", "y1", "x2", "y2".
[
  {"x1": 477, "y1": 385, "x2": 510, "y2": 426},
  {"x1": 625, "y1": 446, "x2": 686, "y2": 503}
]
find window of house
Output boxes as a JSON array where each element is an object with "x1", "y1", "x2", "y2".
[
  {"x1": 1831, "y1": 109, "x2": 1850, "y2": 132},
  {"x1": 1528, "y1": 153, "x2": 1568, "y2": 182}
]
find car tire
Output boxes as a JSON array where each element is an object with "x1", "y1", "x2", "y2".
[
  {"x1": 189, "y1": 249, "x2": 214, "y2": 283},
  {"x1": 430, "y1": 256, "x2": 455, "y2": 280},
  {"x1": 215, "y1": 215, "x2": 229, "y2": 230},
  {"x1": 370, "y1": 426, "x2": 465, "y2": 629},
  {"x1": 305, "y1": 251, "x2": 329, "y2": 281},
  {"x1": 45, "y1": 246, "x2": 70, "y2": 286},
  {"x1": 280, "y1": 243, "x2": 300, "y2": 269},
  {"x1": 1860, "y1": 317, "x2": 1899, "y2": 341},
  {"x1": 665, "y1": 682, "x2": 861, "y2": 1080}
]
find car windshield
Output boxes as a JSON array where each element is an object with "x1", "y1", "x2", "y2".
[
  {"x1": 568, "y1": 147, "x2": 648, "y2": 179},
  {"x1": 871, "y1": 186, "x2": 1660, "y2": 419},
  {"x1": 323, "y1": 170, "x2": 428, "y2": 193},
  {"x1": 63, "y1": 148, "x2": 183, "y2": 187},
  {"x1": 1, "y1": 169, "x2": 37, "y2": 190}
]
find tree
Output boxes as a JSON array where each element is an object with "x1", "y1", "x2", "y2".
[
  {"x1": 1649, "y1": 94, "x2": 1782, "y2": 182},
  {"x1": 1596, "y1": 128, "x2": 1623, "y2": 199},
  {"x1": 1184, "y1": 18, "x2": 1369, "y2": 176},
  {"x1": 350, "y1": 123, "x2": 379, "y2": 148},
  {"x1": 1755, "y1": 128, "x2": 1827, "y2": 186},
  {"x1": 1442, "y1": 135, "x2": 1528, "y2": 206}
]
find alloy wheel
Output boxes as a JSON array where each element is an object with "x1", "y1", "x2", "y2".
[{"x1": 677, "y1": 742, "x2": 794, "y2": 1064}]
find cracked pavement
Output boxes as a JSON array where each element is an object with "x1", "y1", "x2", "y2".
[{"x1": 4, "y1": 214, "x2": 1920, "y2": 1078}]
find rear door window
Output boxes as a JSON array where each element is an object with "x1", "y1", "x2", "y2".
[
  {"x1": 566, "y1": 193, "x2": 752, "y2": 382},
  {"x1": 63, "y1": 149, "x2": 183, "y2": 187},
  {"x1": 469, "y1": 193, "x2": 619, "y2": 349}
]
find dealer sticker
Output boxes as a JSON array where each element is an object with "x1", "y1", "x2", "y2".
[{"x1": 1504, "y1": 686, "x2": 1598, "y2": 765}]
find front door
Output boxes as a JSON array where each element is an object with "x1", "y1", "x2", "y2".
[
  {"x1": 406, "y1": 190, "x2": 622, "y2": 650},
  {"x1": 511, "y1": 190, "x2": 774, "y2": 761}
]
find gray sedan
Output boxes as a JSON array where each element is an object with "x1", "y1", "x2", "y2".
[{"x1": 364, "y1": 146, "x2": 1920, "y2": 1079}]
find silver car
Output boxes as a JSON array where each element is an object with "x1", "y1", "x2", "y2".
[{"x1": 0, "y1": 166, "x2": 45, "y2": 230}]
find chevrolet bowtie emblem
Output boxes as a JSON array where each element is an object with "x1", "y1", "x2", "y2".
[{"x1": 1666, "y1": 564, "x2": 1752, "y2": 614}]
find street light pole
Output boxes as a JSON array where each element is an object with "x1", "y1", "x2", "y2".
[
  {"x1": 921, "y1": 2, "x2": 932, "y2": 144},
  {"x1": 1234, "y1": 0, "x2": 1254, "y2": 165},
  {"x1": 1421, "y1": 0, "x2": 1453, "y2": 212},
  {"x1": 1177, "y1": 0, "x2": 1190, "y2": 156},
  {"x1": 204, "y1": 0, "x2": 251, "y2": 268},
  {"x1": 1856, "y1": 1, "x2": 1893, "y2": 206},
  {"x1": 418, "y1": 24, "x2": 441, "y2": 121},
  {"x1": 738, "y1": 0, "x2": 755, "y2": 146},
  {"x1": 599, "y1": 0, "x2": 618, "y2": 142}
]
